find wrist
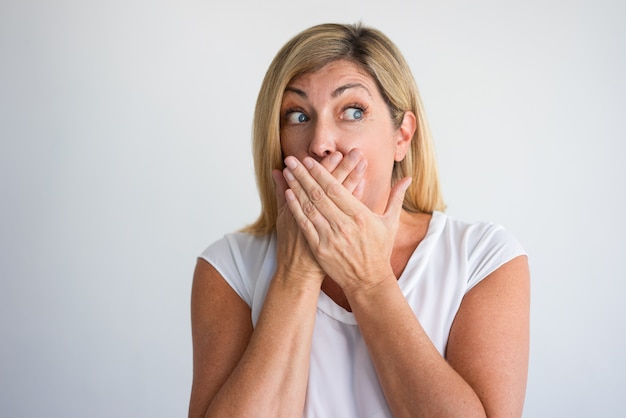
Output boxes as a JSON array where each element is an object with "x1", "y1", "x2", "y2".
[
  {"x1": 343, "y1": 269, "x2": 398, "y2": 307},
  {"x1": 273, "y1": 266, "x2": 325, "y2": 291}
]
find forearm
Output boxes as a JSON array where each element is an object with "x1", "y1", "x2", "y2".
[
  {"x1": 204, "y1": 276, "x2": 320, "y2": 417},
  {"x1": 348, "y1": 279, "x2": 486, "y2": 418}
]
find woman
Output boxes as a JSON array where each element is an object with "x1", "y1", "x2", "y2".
[{"x1": 189, "y1": 23, "x2": 529, "y2": 417}]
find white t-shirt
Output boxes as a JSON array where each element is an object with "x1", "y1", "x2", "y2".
[{"x1": 199, "y1": 211, "x2": 526, "y2": 417}]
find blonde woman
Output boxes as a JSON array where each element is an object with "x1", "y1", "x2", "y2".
[{"x1": 189, "y1": 23, "x2": 529, "y2": 418}]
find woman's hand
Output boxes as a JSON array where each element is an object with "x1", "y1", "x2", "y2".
[
  {"x1": 281, "y1": 153, "x2": 412, "y2": 296},
  {"x1": 273, "y1": 150, "x2": 368, "y2": 287}
]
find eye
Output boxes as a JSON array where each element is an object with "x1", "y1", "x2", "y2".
[
  {"x1": 343, "y1": 107, "x2": 365, "y2": 121},
  {"x1": 286, "y1": 111, "x2": 309, "y2": 124}
]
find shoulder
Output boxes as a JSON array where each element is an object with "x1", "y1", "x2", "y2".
[
  {"x1": 198, "y1": 231, "x2": 277, "y2": 305},
  {"x1": 200, "y1": 231, "x2": 274, "y2": 259},
  {"x1": 434, "y1": 212, "x2": 527, "y2": 290},
  {"x1": 442, "y1": 213, "x2": 524, "y2": 252},
  {"x1": 200, "y1": 231, "x2": 276, "y2": 274}
]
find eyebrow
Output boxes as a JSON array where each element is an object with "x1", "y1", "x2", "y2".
[
  {"x1": 332, "y1": 83, "x2": 372, "y2": 98},
  {"x1": 284, "y1": 82, "x2": 373, "y2": 99}
]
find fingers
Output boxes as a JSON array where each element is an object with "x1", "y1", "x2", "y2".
[
  {"x1": 341, "y1": 150, "x2": 367, "y2": 199},
  {"x1": 283, "y1": 157, "x2": 335, "y2": 228},
  {"x1": 279, "y1": 151, "x2": 367, "y2": 247},
  {"x1": 319, "y1": 150, "x2": 367, "y2": 197},
  {"x1": 283, "y1": 155, "x2": 354, "y2": 246},
  {"x1": 283, "y1": 156, "x2": 359, "y2": 221},
  {"x1": 319, "y1": 151, "x2": 343, "y2": 173},
  {"x1": 329, "y1": 149, "x2": 366, "y2": 195}
]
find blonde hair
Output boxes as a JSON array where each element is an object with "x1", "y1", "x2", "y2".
[{"x1": 242, "y1": 23, "x2": 445, "y2": 235}]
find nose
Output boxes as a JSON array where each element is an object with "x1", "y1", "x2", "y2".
[{"x1": 308, "y1": 119, "x2": 337, "y2": 160}]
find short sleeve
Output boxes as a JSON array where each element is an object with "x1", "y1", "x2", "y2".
[
  {"x1": 199, "y1": 235, "x2": 253, "y2": 305},
  {"x1": 465, "y1": 223, "x2": 527, "y2": 292}
]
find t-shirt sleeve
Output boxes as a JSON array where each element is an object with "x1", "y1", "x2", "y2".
[
  {"x1": 466, "y1": 223, "x2": 527, "y2": 292},
  {"x1": 198, "y1": 235, "x2": 253, "y2": 305}
]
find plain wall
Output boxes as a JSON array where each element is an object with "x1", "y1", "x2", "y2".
[{"x1": 1, "y1": 0, "x2": 625, "y2": 416}]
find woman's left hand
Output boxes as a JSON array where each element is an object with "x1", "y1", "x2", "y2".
[{"x1": 282, "y1": 154, "x2": 412, "y2": 295}]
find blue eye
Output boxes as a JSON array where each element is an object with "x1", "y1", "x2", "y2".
[
  {"x1": 344, "y1": 107, "x2": 364, "y2": 120},
  {"x1": 287, "y1": 111, "x2": 309, "y2": 124}
]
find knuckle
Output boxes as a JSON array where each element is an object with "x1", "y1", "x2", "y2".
[
  {"x1": 298, "y1": 218, "x2": 312, "y2": 233},
  {"x1": 309, "y1": 187, "x2": 324, "y2": 202},
  {"x1": 316, "y1": 243, "x2": 332, "y2": 260},
  {"x1": 303, "y1": 201, "x2": 317, "y2": 215},
  {"x1": 353, "y1": 212, "x2": 367, "y2": 228},
  {"x1": 337, "y1": 222, "x2": 353, "y2": 238},
  {"x1": 326, "y1": 183, "x2": 343, "y2": 200}
]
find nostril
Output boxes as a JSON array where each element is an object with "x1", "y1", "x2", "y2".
[
  {"x1": 308, "y1": 134, "x2": 336, "y2": 159},
  {"x1": 308, "y1": 147, "x2": 334, "y2": 160}
]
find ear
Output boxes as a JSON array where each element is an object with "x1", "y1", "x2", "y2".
[{"x1": 394, "y1": 111, "x2": 416, "y2": 162}]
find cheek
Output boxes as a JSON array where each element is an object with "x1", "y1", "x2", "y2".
[
  {"x1": 279, "y1": 131, "x2": 305, "y2": 158},
  {"x1": 361, "y1": 137, "x2": 397, "y2": 168},
  {"x1": 279, "y1": 135, "x2": 294, "y2": 157},
  {"x1": 364, "y1": 159, "x2": 395, "y2": 184}
]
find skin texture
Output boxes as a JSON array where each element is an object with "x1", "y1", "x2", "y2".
[{"x1": 188, "y1": 60, "x2": 530, "y2": 417}]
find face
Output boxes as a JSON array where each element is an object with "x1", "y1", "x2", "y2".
[{"x1": 279, "y1": 59, "x2": 415, "y2": 213}]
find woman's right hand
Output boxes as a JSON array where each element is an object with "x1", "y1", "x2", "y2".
[{"x1": 272, "y1": 149, "x2": 366, "y2": 287}]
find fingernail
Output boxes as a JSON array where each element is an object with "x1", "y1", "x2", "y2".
[
  {"x1": 329, "y1": 152, "x2": 342, "y2": 165},
  {"x1": 284, "y1": 157, "x2": 297, "y2": 169},
  {"x1": 356, "y1": 160, "x2": 367, "y2": 172},
  {"x1": 348, "y1": 149, "x2": 362, "y2": 163},
  {"x1": 303, "y1": 157, "x2": 314, "y2": 169},
  {"x1": 283, "y1": 168, "x2": 295, "y2": 181}
]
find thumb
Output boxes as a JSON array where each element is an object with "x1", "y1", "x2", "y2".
[{"x1": 384, "y1": 177, "x2": 412, "y2": 221}]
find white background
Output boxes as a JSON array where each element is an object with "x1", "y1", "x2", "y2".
[{"x1": 1, "y1": 0, "x2": 625, "y2": 416}]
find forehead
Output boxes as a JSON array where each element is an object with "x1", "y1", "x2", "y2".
[{"x1": 286, "y1": 59, "x2": 377, "y2": 91}]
